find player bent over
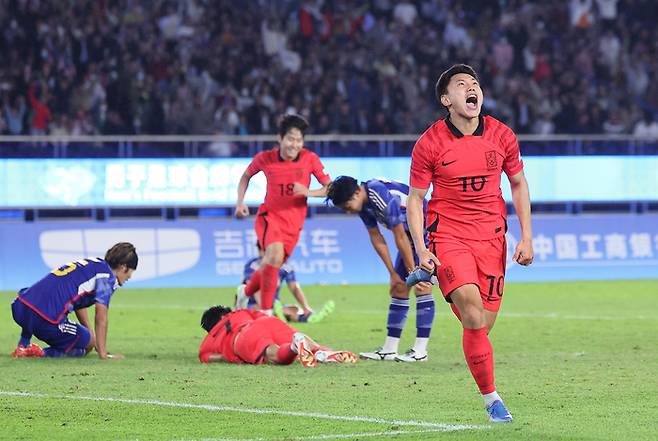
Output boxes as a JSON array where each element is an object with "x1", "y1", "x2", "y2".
[
  {"x1": 10, "y1": 242, "x2": 138, "y2": 359},
  {"x1": 235, "y1": 114, "x2": 331, "y2": 315},
  {"x1": 325, "y1": 176, "x2": 435, "y2": 362},
  {"x1": 239, "y1": 242, "x2": 335, "y2": 323},
  {"x1": 407, "y1": 64, "x2": 534, "y2": 422},
  {"x1": 199, "y1": 305, "x2": 356, "y2": 367}
]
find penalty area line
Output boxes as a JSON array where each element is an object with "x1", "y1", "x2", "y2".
[{"x1": 0, "y1": 390, "x2": 486, "y2": 432}]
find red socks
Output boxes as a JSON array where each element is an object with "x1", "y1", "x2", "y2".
[
  {"x1": 463, "y1": 327, "x2": 496, "y2": 395},
  {"x1": 244, "y1": 269, "x2": 261, "y2": 296},
  {"x1": 275, "y1": 343, "x2": 296, "y2": 365},
  {"x1": 259, "y1": 264, "x2": 279, "y2": 310}
]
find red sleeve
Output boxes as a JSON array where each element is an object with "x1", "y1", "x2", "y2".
[
  {"x1": 246, "y1": 152, "x2": 267, "y2": 177},
  {"x1": 502, "y1": 129, "x2": 524, "y2": 177},
  {"x1": 409, "y1": 137, "x2": 434, "y2": 189},
  {"x1": 199, "y1": 351, "x2": 211, "y2": 363},
  {"x1": 310, "y1": 152, "x2": 331, "y2": 185}
]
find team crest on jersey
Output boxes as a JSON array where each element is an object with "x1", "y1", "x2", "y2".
[
  {"x1": 295, "y1": 169, "x2": 303, "y2": 179},
  {"x1": 445, "y1": 266, "x2": 456, "y2": 283},
  {"x1": 485, "y1": 151, "x2": 498, "y2": 170}
]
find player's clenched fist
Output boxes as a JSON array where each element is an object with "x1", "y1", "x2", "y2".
[
  {"x1": 417, "y1": 248, "x2": 440, "y2": 273},
  {"x1": 513, "y1": 239, "x2": 534, "y2": 266},
  {"x1": 235, "y1": 203, "x2": 249, "y2": 218}
]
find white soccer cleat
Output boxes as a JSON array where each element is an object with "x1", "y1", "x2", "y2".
[
  {"x1": 394, "y1": 349, "x2": 428, "y2": 362},
  {"x1": 359, "y1": 348, "x2": 398, "y2": 361},
  {"x1": 292, "y1": 332, "x2": 316, "y2": 367},
  {"x1": 235, "y1": 284, "x2": 249, "y2": 310},
  {"x1": 315, "y1": 350, "x2": 357, "y2": 364}
]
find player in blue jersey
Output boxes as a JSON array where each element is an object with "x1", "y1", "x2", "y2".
[
  {"x1": 237, "y1": 243, "x2": 335, "y2": 323},
  {"x1": 10, "y1": 242, "x2": 138, "y2": 359},
  {"x1": 326, "y1": 176, "x2": 435, "y2": 362}
]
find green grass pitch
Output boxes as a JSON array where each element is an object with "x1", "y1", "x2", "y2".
[{"x1": 1, "y1": 280, "x2": 657, "y2": 440}]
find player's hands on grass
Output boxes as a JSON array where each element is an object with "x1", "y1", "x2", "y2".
[
  {"x1": 513, "y1": 238, "x2": 534, "y2": 266},
  {"x1": 293, "y1": 183, "x2": 309, "y2": 197},
  {"x1": 101, "y1": 353, "x2": 125, "y2": 360},
  {"x1": 235, "y1": 203, "x2": 249, "y2": 218}
]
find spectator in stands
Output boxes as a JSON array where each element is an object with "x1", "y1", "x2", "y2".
[
  {"x1": 633, "y1": 111, "x2": 658, "y2": 138},
  {"x1": 0, "y1": 1, "x2": 656, "y2": 137}
]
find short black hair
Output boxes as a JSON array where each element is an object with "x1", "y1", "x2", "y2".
[
  {"x1": 325, "y1": 175, "x2": 360, "y2": 208},
  {"x1": 200, "y1": 305, "x2": 232, "y2": 332},
  {"x1": 278, "y1": 114, "x2": 309, "y2": 138},
  {"x1": 435, "y1": 64, "x2": 480, "y2": 105},
  {"x1": 105, "y1": 242, "x2": 138, "y2": 270}
]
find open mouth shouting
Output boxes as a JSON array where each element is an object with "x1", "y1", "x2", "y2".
[{"x1": 466, "y1": 93, "x2": 478, "y2": 111}]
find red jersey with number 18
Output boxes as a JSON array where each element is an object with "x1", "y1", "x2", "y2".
[
  {"x1": 246, "y1": 147, "x2": 331, "y2": 229},
  {"x1": 410, "y1": 115, "x2": 523, "y2": 241}
]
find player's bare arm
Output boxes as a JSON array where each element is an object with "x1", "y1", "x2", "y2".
[
  {"x1": 407, "y1": 187, "x2": 440, "y2": 271},
  {"x1": 94, "y1": 303, "x2": 119, "y2": 360},
  {"x1": 207, "y1": 353, "x2": 229, "y2": 363},
  {"x1": 508, "y1": 170, "x2": 534, "y2": 266},
  {"x1": 235, "y1": 172, "x2": 251, "y2": 218},
  {"x1": 288, "y1": 281, "x2": 312, "y2": 315},
  {"x1": 391, "y1": 223, "x2": 416, "y2": 273},
  {"x1": 292, "y1": 182, "x2": 330, "y2": 198}
]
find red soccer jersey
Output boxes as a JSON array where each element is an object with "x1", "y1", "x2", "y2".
[
  {"x1": 246, "y1": 147, "x2": 331, "y2": 228},
  {"x1": 410, "y1": 115, "x2": 524, "y2": 240},
  {"x1": 198, "y1": 309, "x2": 267, "y2": 363}
]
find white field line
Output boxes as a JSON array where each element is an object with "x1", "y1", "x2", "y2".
[
  {"x1": 0, "y1": 391, "x2": 486, "y2": 432},
  {"x1": 111, "y1": 303, "x2": 658, "y2": 321},
  {"x1": 174, "y1": 427, "x2": 474, "y2": 441}
]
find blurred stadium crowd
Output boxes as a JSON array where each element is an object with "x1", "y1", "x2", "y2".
[{"x1": 1, "y1": 0, "x2": 657, "y2": 137}]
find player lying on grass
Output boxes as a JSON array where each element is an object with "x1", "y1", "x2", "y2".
[
  {"x1": 10, "y1": 242, "x2": 138, "y2": 359},
  {"x1": 199, "y1": 305, "x2": 356, "y2": 367},
  {"x1": 237, "y1": 242, "x2": 335, "y2": 323},
  {"x1": 324, "y1": 176, "x2": 435, "y2": 362}
]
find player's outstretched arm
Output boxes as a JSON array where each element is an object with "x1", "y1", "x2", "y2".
[
  {"x1": 235, "y1": 172, "x2": 252, "y2": 218},
  {"x1": 288, "y1": 281, "x2": 312, "y2": 315},
  {"x1": 407, "y1": 187, "x2": 440, "y2": 271},
  {"x1": 293, "y1": 182, "x2": 329, "y2": 198},
  {"x1": 508, "y1": 170, "x2": 534, "y2": 266}
]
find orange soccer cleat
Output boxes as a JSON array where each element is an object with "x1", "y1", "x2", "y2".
[{"x1": 11, "y1": 343, "x2": 45, "y2": 358}]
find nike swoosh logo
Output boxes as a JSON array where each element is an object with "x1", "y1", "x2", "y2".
[{"x1": 441, "y1": 160, "x2": 457, "y2": 166}]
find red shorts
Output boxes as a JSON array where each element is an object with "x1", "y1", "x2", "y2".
[
  {"x1": 233, "y1": 317, "x2": 297, "y2": 364},
  {"x1": 255, "y1": 211, "x2": 301, "y2": 261},
  {"x1": 431, "y1": 235, "x2": 507, "y2": 313}
]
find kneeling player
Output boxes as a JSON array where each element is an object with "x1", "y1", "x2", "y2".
[
  {"x1": 199, "y1": 305, "x2": 356, "y2": 367},
  {"x1": 10, "y1": 242, "x2": 138, "y2": 359},
  {"x1": 326, "y1": 176, "x2": 435, "y2": 362}
]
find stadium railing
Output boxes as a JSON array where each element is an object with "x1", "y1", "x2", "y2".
[{"x1": 0, "y1": 134, "x2": 657, "y2": 158}]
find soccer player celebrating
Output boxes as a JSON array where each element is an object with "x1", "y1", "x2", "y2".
[
  {"x1": 239, "y1": 243, "x2": 335, "y2": 323},
  {"x1": 10, "y1": 242, "x2": 138, "y2": 359},
  {"x1": 235, "y1": 114, "x2": 331, "y2": 315},
  {"x1": 326, "y1": 176, "x2": 435, "y2": 362},
  {"x1": 406, "y1": 64, "x2": 534, "y2": 422},
  {"x1": 199, "y1": 305, "x2": 356, "y2": 367}
]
